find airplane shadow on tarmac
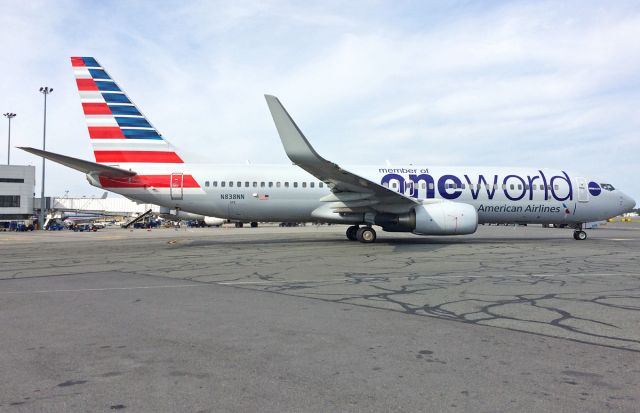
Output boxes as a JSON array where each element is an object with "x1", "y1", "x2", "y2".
[{"x1": 182, "y1": 235, "x2": 577, "y2": 251}]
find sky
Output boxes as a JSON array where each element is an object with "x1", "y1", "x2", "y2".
[{"x1": 1, "y1": 0, "x2": 639, "y2": 201}]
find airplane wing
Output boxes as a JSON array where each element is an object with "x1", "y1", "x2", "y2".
[
  {"x1": 19, "y1": 147, "x2": 136, "y2": 178},
  {"x1": 264, "y1": 95, "x2": 418, "y2": 212}
]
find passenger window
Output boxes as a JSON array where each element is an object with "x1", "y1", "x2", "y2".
[
  {"x1": 229, "y1": 181, "x2": 234, "y2": 187},
  {"x1": 237, "y1": 181, "x2": 241, "y2": 187},
  {"x1": 205, "y1": 181, "x2": 210, "y2": 187},
  {"x1": 285, "y1": 182, "x2": 289, "y2": 188},
  {"x1": 276, "y1": 182, "x2": 281, "y2": 188},
  {"x1": 268, "y1": 182, "x2": 273, "y2": 187},
  {"x1": 518, "y1": 184, "x2": 522, "y2": 190},
  {"x1": 294, "y1": 182, "x2": 298, "y2": 188},
  {"x1": 253, "y1": 182, "x2": 257, "y2": 187},
  {"x1": 429, "y1": 183, "x2": 434, "y2": 190},
  {"x1": 319, "y1": 183, "x2": 324, "y2": 188},
  {"x1": 213, "y1": 181, "x2": 218, "y2": 187},
  {"x1": 245, "y1": 182, "x2": 249, "y2": 187},
  {"x1": 260, "y1": 182, "x2": 265, "y2": 187},
  {"x1": 221, "y1": 181, "x2": 226, "y2": 187},
  {"x1": 524, "y1": 184, "x2": 529, "y2": 190},
  {"x1": 554, "y1": 185, "x2": 559, "y2": 190},
  {"x1": 392, "y1": 182, "x2": 397, "y2": 189},
  {"x1": 302, "y1": 182, "x2": 307, "y2": 188},
  {"x1": 510, "y1": 184, "x2": 514, "y2": 190},
  {"x1": 310, "y1": 182, "x2": 314, "y2": 188},
  {"x1": 421, "y1": 183, "x2": 426, "y2": 189}
]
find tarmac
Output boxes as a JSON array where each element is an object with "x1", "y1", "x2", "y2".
[{"x1": 0, "y1": 223, "x2": 639, "y2": 412}]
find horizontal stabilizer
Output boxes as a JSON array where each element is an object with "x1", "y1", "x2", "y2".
[{"x1": 18, "y1": 147, "x2": 136, "y2": 178}]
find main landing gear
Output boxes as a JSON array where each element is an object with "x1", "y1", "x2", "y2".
[
  {"x1": 346, "y1": 225, "x2": 377, "y2": 243},
  {"x1": 573, "y1": 224, "x2": 587, "y2": 240}
]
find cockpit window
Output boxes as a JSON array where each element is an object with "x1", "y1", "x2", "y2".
[{"x1": 600, "y1": 183, "x2": 615, "y2": 191}]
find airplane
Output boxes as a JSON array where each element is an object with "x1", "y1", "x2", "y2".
[
  {"x1": 20, "y1": 57, "x2": 636, "y2": 243},
  {"x1": 45, "y1": 209, "x2": 115, "y2": 230},
  {"x1": 60, "y1": 213, "x2": 106, "y2": 229}
]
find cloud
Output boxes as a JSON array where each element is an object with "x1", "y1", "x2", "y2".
[{"x1": 0, "y1": 0, "x2": 638, "y2": 200}]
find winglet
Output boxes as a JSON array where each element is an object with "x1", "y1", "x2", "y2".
[
  {"x1": 263, "y1": 96, "x2": 417, "y2": 205},
  {"x1": 264, "y1": 95, "x2": 328, "y2": 166}
]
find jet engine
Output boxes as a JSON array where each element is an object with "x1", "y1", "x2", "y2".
[
  {"x1": 372, "y1": 202, "x2": 478, "y2": 235},
  {"x1": 412, "y1": 202, "x2": 478, "y2": 235},
  {"x1": 204, "y1": 216, "x2": 225, "y2": 226}
]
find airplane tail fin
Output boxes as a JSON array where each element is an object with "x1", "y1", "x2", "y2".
[{"x1": 70, "y1": 57, "x2": 185, "y2": 165}]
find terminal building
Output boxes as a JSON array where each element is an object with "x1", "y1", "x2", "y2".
[{"x1": 0, "y1": 165, "x2": 35, "y2": 222}]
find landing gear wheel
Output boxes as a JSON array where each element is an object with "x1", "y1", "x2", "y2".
[
  {"x1": 235, "y1": 222, "x2": 244, "y2": 228},
  {"x1": 573, "y1": 230, "x2": 587, "y2": 240},
  {"x1": 356, "y1": 227, "x2": 376, "y2": 243},
  {"x1": 250, "y1": 222, "x2": 258, "y2": 228},
  {"x1": 346, "y1": 225, "x2": 359, "y2": 241}
]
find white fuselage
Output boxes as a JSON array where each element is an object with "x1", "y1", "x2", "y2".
[{"x1": 92, "y1": 163, "x2": 633, "y2": 227}]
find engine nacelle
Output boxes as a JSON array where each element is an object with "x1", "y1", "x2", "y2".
[
  {"x1": 204, "y1": 216, "x2": 225, "y2": 226},
  {"x1": 413, "y1": 202, "x2": 478, "y2": 235}
]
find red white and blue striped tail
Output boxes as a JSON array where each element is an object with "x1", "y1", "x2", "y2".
[{"x1": 71, "y1": 56, "x2": 184, "y2": 165}]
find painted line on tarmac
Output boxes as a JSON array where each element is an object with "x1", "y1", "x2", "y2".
[
  {"x1": 217, "y1": 273, "x2": 637, "y2": 285},
  {"x1": 0, "y1": 284, "x2": 201, "y2": 295}
]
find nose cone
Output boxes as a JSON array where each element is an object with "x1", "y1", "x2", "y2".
[{"x1": 622, "y1": 193, "x2": 636, "y2": 213}]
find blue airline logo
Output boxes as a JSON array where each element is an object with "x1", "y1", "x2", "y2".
[
  {"x1": 588, "y1": 181, "x2": 601, "y2": 196},
  {"x1": 379, "y1": 169, "x2": 573, "y2": 202}
]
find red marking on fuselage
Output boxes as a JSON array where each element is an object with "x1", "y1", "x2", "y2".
[{"x1": 99, "y1": 175, "x2": 199, "y2": 188}]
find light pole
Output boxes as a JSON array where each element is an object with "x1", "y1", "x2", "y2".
[
  {"x1": 39, "y1": 87, "x2": 53, "y2": 229},
  {"x1": 3, "y1": 112, "x2": 15, "y2": 165}
]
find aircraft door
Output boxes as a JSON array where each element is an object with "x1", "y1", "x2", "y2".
[
  {"x1": 576, "y1": 177, "x2": 589, "y2": 203},
  {"x1": 170, "y1": 173, "x2": 184, "y2": 200}
]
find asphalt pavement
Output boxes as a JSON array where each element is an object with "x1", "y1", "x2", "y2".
[{"x1": 0, "y1": 223, "x2": 638, "y2": 412}]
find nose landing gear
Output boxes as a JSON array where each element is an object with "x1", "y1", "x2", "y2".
[
  {"x1": 573, "y1": 230, "x2": 587, "y2": 240},
  {"x1": 573, "y1": 224, "x2": 587, "y2": 240}
]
